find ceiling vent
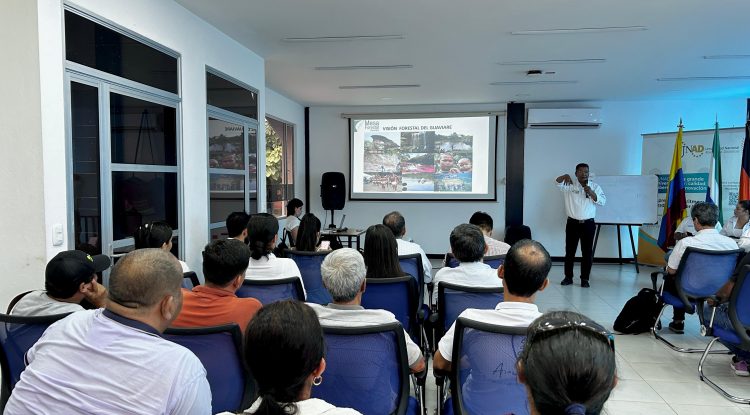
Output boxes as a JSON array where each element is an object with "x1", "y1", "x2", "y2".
[{"x1": 526, "y1": 108, "x2": 601, "y2": 128}]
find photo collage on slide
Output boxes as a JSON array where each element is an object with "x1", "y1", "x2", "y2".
[{"x1": 362, "y1": 131, "x2": 473, "y2": 193}]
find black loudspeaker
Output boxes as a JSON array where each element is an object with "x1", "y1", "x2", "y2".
[{"x1": 321, "y1": 172, "x2": 346, "y2": 210}]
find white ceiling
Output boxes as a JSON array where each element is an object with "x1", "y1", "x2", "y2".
[{"x1": 176, "y1": 0, "x2": 750, "y2": 106}]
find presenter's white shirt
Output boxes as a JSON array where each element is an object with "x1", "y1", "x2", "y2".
[
  {"x1": 431, "y1": 261, "x2": 502, "y2": 304},
  {"x1": 721, "y1": 215, "x2": 750, "y2": 238},
  {"x1": 396, "y1": 238, "x2": 432, "y2": 283},
  {"x1": 246, "y1": 253, "x2": 306, "y2": 296},
  {"x1": 4, "y1": 309, "x2": 212, "y2": 415},
  {"x1": 438, "y1": 302, "x2": 541, "y2": 362},
  {"x1": 307, "y1": 303, "x2": 423, "y2": 368},
  {"x1": 225, "y1": 397, "x2": 362, "y2": 415},
  {"x1": 667, "y1": 229, "x2": 739, "y2": 270},
  {"x1": 557, "y1": 179, "x2": 605, "y2": 220},
  {"x1": 10, "y1": 290, "x2": 84, "y2": 316},
  {"x1": 675, "y1": 217, "x2": 722, "y2": 235}
]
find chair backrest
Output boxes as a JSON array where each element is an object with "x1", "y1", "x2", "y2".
[
  {"x1": 286, "y1": 250, "x2": 332, "y2": 304},
  {"x1": 312, "y1": 323, "x2": 409, "y2": 415},
  {"x1": 483, "y1": 255, "x2": 506, "y2": 269},
  {"x1": 444, "y1": 253, "x2": 460, "y2": 268},
  {"x1": 5, "y1": 291, "x2": 33, "y2": 314},
  {"x1": 450, "y1": 317, "x2": 529, "y2": 415},
  {"x1": 398, "y1": 253, "x2": 424, "y2": 293},
  {"x1": 0, "y1": 312, "x2": 71, "y2": 410},
  {"x1": 163, "y1": 324, "x2": 253, "y2": 414},
  {"x1": 182, "y1": 271, "x2": 200, "y2": 289},
  {"x1": 361, "y1": 276, "x2": 418, "y2": 335},
  {"x1": 674, "y1": 247, "x2": 742, "y2": 307},
  {"x1": 236, "y1": 277, "x2": 305, "y2": 305},
  {"x1": 436, "y1": 282, "x2": 504, "y2": 337},
  {"x1": 729, "y1": 265, "x2": 750, "y2": 350}
]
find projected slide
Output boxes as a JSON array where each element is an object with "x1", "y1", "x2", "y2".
[{"x1": 350, "y1": 116, "x2": 496, "y2": 200}]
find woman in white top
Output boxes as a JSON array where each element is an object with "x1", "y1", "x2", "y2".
[
  {"x1": 284, "y1": 198, "x2": 304, "y2": 246},
  {"x1": 133, "y1": 221, "x2": 190, "y2": 272},
  {"x1": 721, "y1": 200, "x2": 750, "y2": 238},
  {"x1": 246, "y1": 213, "x2": 305, "y2": 290},
  {"x1": 221, "y1": 301, "x2": 362, "y2": 415}
]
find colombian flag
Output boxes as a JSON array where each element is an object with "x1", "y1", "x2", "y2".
[
  {"x1": 657, "y1": 122, "x2": 688, "y2": 251},
  {"x1": 740, "y1": 119, "x2": 750, "y2": 201}
]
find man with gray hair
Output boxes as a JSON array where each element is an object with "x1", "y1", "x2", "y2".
[
  {"x1": 662, "y1": 202, "x2": 737, "y2": 333},
  {"x1": 383, "y1": 211, "x2": 432, "y2": 283},
  {"x1": 5, "y1": 249, "x2": 212, "y2": 414},
  {"x1": 307, "y1": 248, "x2": 426, "y2": 372}
]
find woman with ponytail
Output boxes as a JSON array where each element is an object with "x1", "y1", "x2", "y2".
[
  {"x1": 222, "y1": 301, "x2": 361, "y2": 415},
  {"x1": 245, "y1": 213, "x2": 305, "y2": 294},
  {"x1": 517, "y1": 311, "x2": 617, "y2": 415}
]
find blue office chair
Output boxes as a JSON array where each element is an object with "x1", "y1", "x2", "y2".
[
  {"x1": 182, "y1": 271, "x2": 200, "y2": 289},
  {"x1": 482, "y1": 254, "x2": 506, "y2": 269},
  {"x1": 312, "y1": 322, "x2": 423, "y2": 415},
  {"x1": 652, "y1": 247, "x2": 742, "y2": 353},
  {"x1": 698, "y1": 265, "x2": 750, "y2": 403},
  {"x1": 399, "y1": 253, "x2": 425, "y2": 296},
  {"x1": 433, "y1": 282, "x2": 504, "y2": 347},
  {"x1": 443, "y1": 253, "x2": 460, "y2": 268},
  {"x1": 436, "y1": 318, "x2": 530, "y2": 415},
  {"x1": 362, "y1": 276, "x2": 424, "y2": 348},
  {"x1": 163, "y1": 324, "x2": 254, "y2": 414},
  {"x1": 236, "y1": 277, "x2": 305, "y2": 305},
  {"x1": 286, "y1": 250, "x2": 332, "y2": 304},
  {"x1": 0, "y1": 312, "x2": 72, "y2": 411}
]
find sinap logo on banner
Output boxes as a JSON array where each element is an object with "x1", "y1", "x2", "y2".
[{"x1": 639, "y1": 127, "x2": 745, "y2": 266}]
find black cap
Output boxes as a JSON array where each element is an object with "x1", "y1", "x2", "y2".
[{"x1": 45, "y1": 250, "x2": 111, "y2": 297}]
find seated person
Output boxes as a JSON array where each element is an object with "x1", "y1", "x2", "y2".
[
  {"x1": 469, "y1": 211, "x2": 511, "y2": 256},
  {"x1": 307, "y1": 248, "x2": 426, "y2": 373},
  {"x1": 171, "y1": 239, "x2": 262, "y2": 333},
  {"x1": 134, "y1": 221, "x2": 191, "y2": 272},
  {"x1": 226, "y1": 211, "x2": 250, "y2": 242},
  {"x1": 222, "y1": 301, "x2": 361, "y2": 415},
  {"x1": 284, "y1": 198, "x2": 304, "y2": 246},
  {"x1": 363, "y1": 224, "x2": 410, "y2": 280},
  {"x1": 383, "y1": 211, "x2": 432, "y2": 283},
  {"x1": 295, "y1": 213, "x2": 331, "y2": 252},
  {"x1": 433, "y1": 239, "x2": 550, "y2": 372},
  {"x1": 245, "y1": 213, "x2": 305, "y2": 292},
  {"x1": 517, "y1": 311, "x2": 617, "y2": 415},
  {"x1": 664, "y1": 202, "x2": 737, "y2": 333},
  {"x1": 673, "y1": 211, "x2": 721, "y2": 241},
  {"x1": 4, "y1": 249, "x2": 211, "y2": 414},
  {"x1": 721, "y1": 201, "x2": 750, "y2": 239},
  {"x1": 11, "y1": 250, "x2": 110, "y2": 316},
  {"x1": 432, "y1": 224, "x2": 502, "y2": 304}
]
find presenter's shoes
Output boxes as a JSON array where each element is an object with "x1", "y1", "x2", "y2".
[
  {"x1": 668, "y1": 320, "x2": 684, "y2": 334},
  {"x1": 561, "y1": 278, "x2": 574, "y2": 286},
  {"x1": 581, "y1": 280, "x2": 590, "y2": 288},
  {"x1": 731, "y1": 357, "x2": 749, "y2": 377}
]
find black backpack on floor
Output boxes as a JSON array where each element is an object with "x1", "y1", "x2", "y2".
[{"x1": 613, "y1": 288, "x2": 664, "y2": 334}]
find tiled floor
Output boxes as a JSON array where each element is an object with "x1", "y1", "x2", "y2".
[{"x1": 424, "y1": 261, "x2": 750, "y2": 415}]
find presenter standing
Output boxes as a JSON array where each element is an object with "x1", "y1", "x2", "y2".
[{"x1": 556, "y1": 163, "x2": 606, "y2": 287}]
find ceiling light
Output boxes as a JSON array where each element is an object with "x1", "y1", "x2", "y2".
[
  {"x1": 703, "y1": 55, "x2": 750, "y2": 60},
  {"x1": 490, "y1": 80, "x2": 578, "y2": 85},
  {"x1": 339, "y1": 84, "x2": 420, "y2": 89},
  {"x1": 657, "y1": 76, "x2": 750, "y2": 82},
  {"x1": 282, "y1": 35, "x2": 404, "y2": 43},
  {"x1": 498, "y1": 58, "x2": 606, "y2": 65},
  {"x1": 315, "y1": 65, "x2": 413, "y2": 70},
  {"x1": 511, "y1": 26, "x2": 646, "y2": 35}
]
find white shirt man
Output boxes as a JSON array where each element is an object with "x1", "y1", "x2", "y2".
[
  {"x1": 557, "y1": 179, "x2": 606, "y2": 220},
  {"x1": 667, "y1": 228, "x2": 739, "y2": 271},
  {"x1": 675, "y1": 216, "x2": 722, "y2": 238},
  {"x1": 396, "y1": 238, "x2": 432, "y2": 283},
  {"x1": 431, "y1": 261, "x2": 502, "y2": 304}
]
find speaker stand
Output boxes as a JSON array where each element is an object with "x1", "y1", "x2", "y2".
[{"x1": 328, "y1": 209, "x2": 337, "y2": 229}]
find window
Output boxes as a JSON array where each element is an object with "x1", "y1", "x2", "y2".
[
  {"x1": 206, "y1": 69, "x2": 259, "y2": 239},
  {"x1": 266, "y1": 117, "x2": 295, "y2": 217}
]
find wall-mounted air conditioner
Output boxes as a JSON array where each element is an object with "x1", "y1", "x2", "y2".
[{"x1": 526, "y1": 108, "x2": 601, "y2": 128}]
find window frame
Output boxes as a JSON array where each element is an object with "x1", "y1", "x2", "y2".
[{"x1": 265, "y1": 114, "x2": 296, "y2": 218}]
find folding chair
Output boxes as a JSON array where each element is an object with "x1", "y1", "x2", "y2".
[
  {"x1": 698, "y1": 265, "x2": 750, "y2": 403},
  {"x1": 652, "y1": 247, "x2": 742, "y2": 353},
  {"x1": 163, "y1": 324, "x2": 254, "y2": 413},
  {"x1": 361, "y1": 276, "x2": 425, "y2": 350},
  {"x1": 182, "y1": 271, "x2": 200, "y2": 289},
  {"x1": 286, "y1": 250, "x2": 332, "y2": 304},
  {"x1": 435, "y1": 318, "x2": 529, "y2": 415},
  {"x1": 432, "y1": 282, "x2": 504, "y2": 348},
  {"x1": 312, "y1": 322, "x2": 425, "y2": 415},
  {"x1": 236, "y1": 277, "x2": 305, "y2": 305},
  {"x1": 0, "y1": 312, "x2": 72, "y2": 411}
]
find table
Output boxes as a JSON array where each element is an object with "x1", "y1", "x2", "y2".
[{"x1": 321, "y1": 228, "x2": 366, "y2": 250}]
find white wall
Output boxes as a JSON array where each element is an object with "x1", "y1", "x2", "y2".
[
  {"x1": 36, "y1": 0, "x2": 267, "y2": 273},
  {"x1": 0, "y1": 0, "x2": 48, "y2": 308},
  {"x1": 309, "y1": 105, "x2": 507, "y2": 254},
  {"x1": 525, "y1": 98, "x2": 747, "y2": 259}
]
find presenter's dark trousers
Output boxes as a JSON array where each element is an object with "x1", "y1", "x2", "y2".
[{"x1": 565, "y1": 217, "x2": 596, "y2": 281}]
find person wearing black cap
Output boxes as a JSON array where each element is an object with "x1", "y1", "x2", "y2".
[{"x1": 10, "y1": 250, "x2": 111, "y2": 316}]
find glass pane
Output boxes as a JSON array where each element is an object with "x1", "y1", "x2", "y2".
[
  {"x1": 208, "y1": 118, "x2": 244, "y2": 170},
  {"x1": 112, "y1": 237, "x2": 181, "y2": 263},
  {"x1": 210, "y1": 227, "x2": 229, "y2": 241},
  {"x1": 64, "y1": 11, "x2": 178, "y2": 94},
  {"x1": 110, "y1": 93, "x2": 177, "y2": 165},
  {"x1": 111, "y1": 171, "x2": 178, "y2": 241},
  {"x1": 210, "y1": 174, "x2": 245, "y2": 224},
  {"x1": 248, "y1": 127, "x2": 258, "y2": 214},
  {"x1": 206, "y1": 71, "x2": 257, "y2": 120},
  {"x1": 266, "y1": 118, "x2": 295, "y2": 212},
  {"x1": 71, "y1": 82, "x2": 101, "y2": 254}
]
